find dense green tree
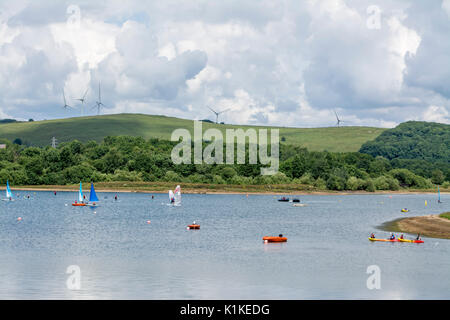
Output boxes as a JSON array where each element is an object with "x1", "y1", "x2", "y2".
[
  {"x1": 360, "y1": 121, "x2": 450, "y2": 163},
  {"x1": 431, "y1": 169, "x2": 445, "y2": 185}
]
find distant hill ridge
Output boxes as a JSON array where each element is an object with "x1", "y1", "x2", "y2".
[
  {"x1": 359, "y1": 121, "x2": 450, "y2": 163},
  {"x1": 0, "y1": 113, "x2": 385, "y2": 152}
]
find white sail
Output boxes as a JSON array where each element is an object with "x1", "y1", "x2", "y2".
[
  {"x1": 174, "y1": 185, "x2": 181, "y2": 206},
  {"x1": 169, "y1": 190, "x2": 174, "y2": 203}
]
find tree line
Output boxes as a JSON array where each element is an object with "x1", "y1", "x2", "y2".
[{"x1": 0, "y1": 135, "x2": 448, "y2": 191}]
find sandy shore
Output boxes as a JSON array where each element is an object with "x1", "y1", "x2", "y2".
[{"x1": 382, "y1": 214, "x2": 450, "y2": 239}]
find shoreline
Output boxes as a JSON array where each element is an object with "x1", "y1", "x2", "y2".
[
  {"x1": 380, "y1": 214, "x2": 450, "y2": 240},
  {"x1": 6, "y1": 182, "x2": 450, "y2": 196}
]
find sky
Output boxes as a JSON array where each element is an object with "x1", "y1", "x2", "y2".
[{"x1": 0, "y1": 0, "x2": 449, "y2": 128}]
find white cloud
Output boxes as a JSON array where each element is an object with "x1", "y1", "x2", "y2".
[
  {"x1": 0, "y1": 1, "x2": 449, "y2": 128},
  {"x1": 422, "y1": 105, "x2": 450, "y2": 124}
]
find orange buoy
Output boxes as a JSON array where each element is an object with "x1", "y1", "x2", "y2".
[
  {"x1": 187, "y1": 224, "x2": 200, "y2": 230},
  {"x1": 17, "y1": 217, "x2": 22, "y2": 221},
  {"x1": 263, "y1": 236, "x2": 287, "y2": 243}
]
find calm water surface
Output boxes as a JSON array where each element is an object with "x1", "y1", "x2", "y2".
[{"x1": 0, "y1": 191, "x2": 449, "y2": 299}]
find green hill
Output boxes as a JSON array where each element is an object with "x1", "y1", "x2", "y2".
[
  {"x1": 0, "y1": 113, "x2": 385, "y2": 152},
  {"x1": 360, "y1": 121, "x2": 450, "y2": 162}
]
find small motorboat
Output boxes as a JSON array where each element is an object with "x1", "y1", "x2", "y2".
[
  {"x1": 292, "y1": 199, "x2": 300, "y2": 203},
  {"x1": 263, "y1": 235, "x2": 287, "y2": 243},
  {"x1": 72, "y1": 202, "x2": 86, "y2": 207},
  {"x1": 278, "y1": 197, "x2": 289, "y2": 202}
]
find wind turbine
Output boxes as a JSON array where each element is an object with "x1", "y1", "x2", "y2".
[
  {"x1": 74, "y1": 88, "x2": 88, "y2": 116},
  {"x1": 92, "y1": 83, "x2": 106, "y2": 115},
  {"x1": 62, "y1": 89, "x2": 73, "y2": 110},
  {"x1": 208, "y1": 106, "x2": 229, "y2": 124},
  {"x1": 334, "y1": 110, "x2": 344, "y2": 127}
]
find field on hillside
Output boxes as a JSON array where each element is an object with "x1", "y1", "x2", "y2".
[{"x1": 0, "y1": 113, "x2": 385, "y2": 152}]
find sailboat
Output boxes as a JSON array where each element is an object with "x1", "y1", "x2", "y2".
[
  {"x1": 2, "y1": 180, "x2": 14, "y2": 201},
  {"x1": 173, "y1": 185, "x2": 181, "y2": 206},
  {"x1": 169, "y1": 189, "x2": 175, "y2": 204},
  {"x1": 86, "y1": 182, "x2": 99, "y2": 206},
  {"x1": 72, "y1": 182, "x2": 86, "y2": 206}
]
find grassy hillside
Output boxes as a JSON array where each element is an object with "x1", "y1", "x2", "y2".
[{"x1": 0, "y1": 113, "x2": 385, "y2": 152}]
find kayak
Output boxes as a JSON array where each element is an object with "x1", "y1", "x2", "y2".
[
  {"x1": 263, "y1": 236, "x2": 287, "y2": 243},
  {"x1": 368, "y1": 237, "x2": 399, "y2": 242},
  {"x1": 401, "y1": 209, "x2": 409, "y2": 212},
  {"x1": 187, "y1": 224, "x2": 200, "y2": 230},
  {"x1": 72, "y1": 203, "x2": 86, "y2": 207},
  {"x1": 398, "y1": 238, "x2": 424, "y2": 243}
]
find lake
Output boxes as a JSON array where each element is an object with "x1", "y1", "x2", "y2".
[{"x1": 0, "y1": 191, "x2": 448, "y2": 299}]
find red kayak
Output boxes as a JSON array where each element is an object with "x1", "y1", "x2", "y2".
[{"x1": 399, "y1": 238, "x2": 424, "y2": 243}]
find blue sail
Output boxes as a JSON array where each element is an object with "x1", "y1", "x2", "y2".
[
  {"x1": 6, "y1": 180, "x2": 12, "y2": 198},
  {"x1": 78, "y1": 182, "x2": 83, "y2": 202},
  {"x1": 89, "y1": 182, "x2": 99, "y2": 202}
]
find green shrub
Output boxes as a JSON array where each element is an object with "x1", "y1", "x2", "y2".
[
  {"x1": 164, "y1": 170, "x2": 181, "y2": 182},
  {"x1": 111, "y1": 169, "x2": 143, "y2": 182},
  {"x1": 346, "y1": 176, "x2": 366, "y2": 190}
]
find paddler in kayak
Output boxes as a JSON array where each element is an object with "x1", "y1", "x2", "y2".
[
  {"x1": 389, "y1": 233, "x2": 396, "y2": 240},
  {"x1": 370, "y1": 233, "x2": 375, "y2": 239},
  {"x1": 399, "y1": 234, "x2": 404, "y2": 240},
  {"x1": 416, "y1": 233, "x2": 421, "y2": 241}
]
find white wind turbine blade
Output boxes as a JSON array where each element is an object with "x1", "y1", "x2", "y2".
[
  {"x1": 82, "y1": 88, "x2": 89, "y2": 100},
  {"x1": 208, "y1": 106, "x2": 218, "y2": 115}
]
